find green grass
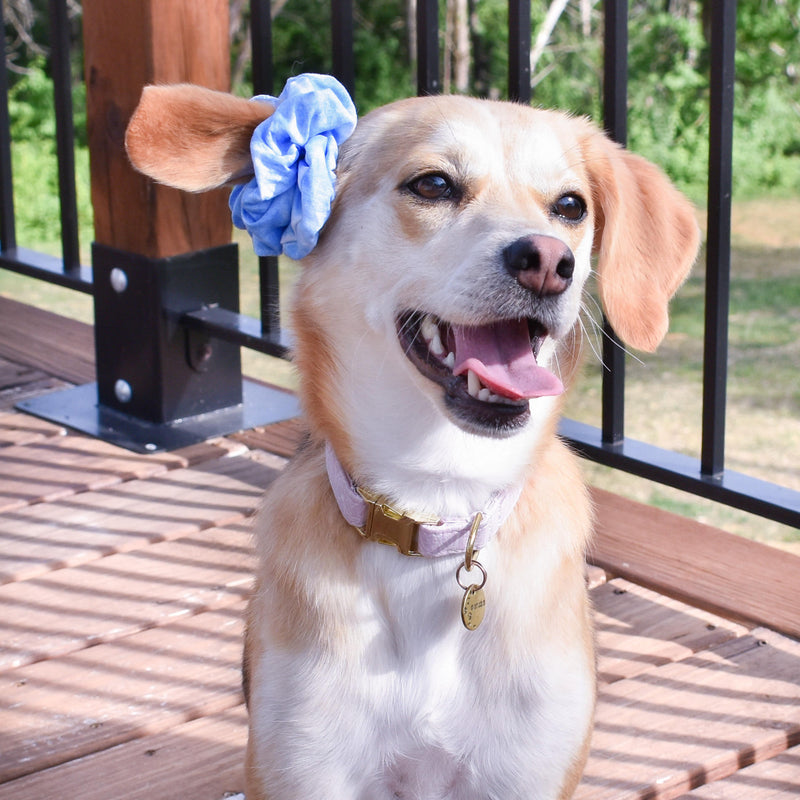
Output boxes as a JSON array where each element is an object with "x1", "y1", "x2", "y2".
[{"x1": 2, "y1": 198, "x2": 799, "y2": 552}]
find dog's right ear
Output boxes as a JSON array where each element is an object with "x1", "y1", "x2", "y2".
[
  {"x1": 125, "y1": 84, "x2": 273, "y2": 193},
  {"x1": 581, "y1": 128, "x2": 699, "y2": 353}
]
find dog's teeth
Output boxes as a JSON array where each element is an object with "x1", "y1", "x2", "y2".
[
  {"x1": 443, "y1": 352, "x2": 455, "y2": 369},
  {"x1": 421, "y1": 315, "x2": 445, "y2": 357},
  {"x1": 466, "y1": 374, "x2": 507, "y2": 404},
  {"x1": 467, "y1": 369, "x2": 481, "y2": 399},
  {"x1": 421, "y1": 315, "x2": 438, "y2": 342}
]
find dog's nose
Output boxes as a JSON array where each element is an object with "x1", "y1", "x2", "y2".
[{"x1": 503, "y1": 235, "x2": 575, "y2": 296}]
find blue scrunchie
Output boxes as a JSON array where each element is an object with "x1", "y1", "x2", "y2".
[{"x1": 229, "y1": 73, "x2": 357, "y2": 261}]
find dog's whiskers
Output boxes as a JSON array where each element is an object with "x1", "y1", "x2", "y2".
[
  {"x1": 579, "y1": 281, "x2": 645, "y2": 369},
  {"x1": 578, "y1": 298, "x2": 607, "y2": 370},
  {"x1": 398, "y1": 311, "x2": 425, "y2": 358},
  {"x1": 577, "y1": 314, "x2": 602, "y2": 368}
]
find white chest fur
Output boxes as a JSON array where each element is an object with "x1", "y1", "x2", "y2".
[{"x1": 247, "y1": 536, "x2": 594, "y2": 800}]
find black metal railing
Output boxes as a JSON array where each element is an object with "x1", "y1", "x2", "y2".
[
  {"x1": 0, "y1": 0, "x2": 90, "y2": 292},
  {"x1": 1, "y1": 0, "x2": 798, "y2": 530}
]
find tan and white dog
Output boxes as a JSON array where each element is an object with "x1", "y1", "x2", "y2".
[{"x1": 126, "y1": 85, "x2": 698, "y2": 799}]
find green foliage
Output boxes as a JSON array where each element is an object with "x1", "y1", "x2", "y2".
[
  {"x1": 247, "y1": 0, "x2": 798, "y2": 202},
  {"x1": 10, "y1": 137, "x2": 93, "y2": 258},
  {"x1": 470, "y1": 0, "x2": 509, "y2": 98},
  {"x1": 7, "y1": 56, "x2": 57, "y2": 140},
  {"x1": 4, "y1": 0, "x2": 800, "y2": 256},
  {"x1": 626, "y1": 10, "x2": 709, "y2": 196},
  {"x1": 271, "y1": 0, "x2": 331, "y2": 82},
  {"x1": 351, "y1": 2, "x2": 414, "y2": 110},
  {"x1": 733, "y1": 82, "x2": 800, "y2": 196},
  {"x1": 529, "y1": 3, "x2": 603, "y2": 118},
  {"x1": 627, "y1": 1, "x2": 800, "y2": 199},
  {"x1": 236, "y1": 0, "x2": 414, "y2": 112},
  {"x1": 6, "y1": 58, "x2": 93, "y2": 255},
  {"x1": 736, "y1": 0, "x2": 800, "y2": 87}
]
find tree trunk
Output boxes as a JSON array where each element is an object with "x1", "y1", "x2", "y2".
[
  {"x1": 444, "y1": 0, "x2": 470, "y2": 94},
  {"x1": 407, "y1": 0, "x2": 418, "y2": 65},
  {"x1": 530, "y1": 0, "x2": 570, "y2": 79},
  {"x1": 453, "y1": 0, "x2": 470, "y2": 93}
]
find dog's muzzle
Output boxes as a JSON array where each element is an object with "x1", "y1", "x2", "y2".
[{"x1": 396, "y1": 310, "x2": 564, "y2": 437}]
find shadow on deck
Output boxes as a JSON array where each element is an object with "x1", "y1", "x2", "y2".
[{"x1": 0, "y1": 296, "x2": 798, "y2": 799}]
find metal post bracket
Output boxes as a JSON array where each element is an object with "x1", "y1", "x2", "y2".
[{"x1": 17, "y1": 242, "x2": 300, "y2": 452}]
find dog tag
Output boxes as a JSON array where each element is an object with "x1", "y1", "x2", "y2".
[{"x1": 461, "y1": 584, "x2": 486, "y2": 630}]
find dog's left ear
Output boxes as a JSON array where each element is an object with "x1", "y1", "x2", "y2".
[
  {"x1": 125, "y1": 84, "x2": 274, "y2": 192},
  {"x1": 582, "y1": 130, "x2": 700, "y2": 352}
]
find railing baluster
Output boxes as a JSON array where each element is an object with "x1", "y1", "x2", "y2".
[
  {"x1": 600, "y1": 0, "x2": 628, "y2": 445},
  {"x1": 331, "y1": 0, "x2": 355, "y2": 99},
  {"x1": 0, "y1": 10, "x2": 17, "y2": 253},
  {"x1": 257, "y1": 255, "x2": 281, "y2": 336},
  {"x1": 602, "y1": 0, "x2": 628, "y2": 145},
  {"x1": 417, "y1": 0, "x2": 440, "y2": 96},
  {"x1": 702, "y1": 0, "x2": 736, "y2": 478},
  {"x1": 508, "y1": 0, "x2": 531, "y2": 104},
  {"x1": 48, "y1": 0, "x2": 81, "y2": 274},
  {"x1": 251, "y1": 0, "x2": 274, "y2": 95},
  {"x1": 250, "y1": 0, "x2": 281, "y2": 337}
]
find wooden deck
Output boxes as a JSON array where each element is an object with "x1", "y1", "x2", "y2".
[{"x1": 0, "y1": 295, "x2": 798, "y2": 799}]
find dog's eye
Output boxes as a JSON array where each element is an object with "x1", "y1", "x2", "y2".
[
  {"x1": 553, "y1": 194, "x2": 587, "y2": 222},
  {"x1": 407, "y1": 174, "x2": 455, "y2": 201}
]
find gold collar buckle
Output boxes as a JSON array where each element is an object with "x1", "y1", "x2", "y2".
[{"x1": 356, "y1": 488, "x2": 438, "y2": 557}]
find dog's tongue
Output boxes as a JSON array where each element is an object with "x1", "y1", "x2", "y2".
[{"x1": 452, "y1": 320, "x2": 564, "y2": 400}]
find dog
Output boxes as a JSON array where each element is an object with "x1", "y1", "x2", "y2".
[{"x1": 126, "y1": 79, "x2": 699, "y2": 799}]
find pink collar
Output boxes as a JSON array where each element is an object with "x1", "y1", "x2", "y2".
[{"x1": 325, "y1": 443, "x2": 522, "y2": 557}]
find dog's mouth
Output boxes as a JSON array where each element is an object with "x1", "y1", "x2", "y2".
[{"x1": 397, "y1": 311, "x2": 564, "y2": 435}]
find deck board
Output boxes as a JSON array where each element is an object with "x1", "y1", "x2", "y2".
[
  {"x1": 231, "y1": 418, "x2": 307, "y2": 458},
  {"x1": 0, "y1": 606, "x2": 246, "y2": 785},
  {"x1": 0, "y1": 409, "x2": 66, "y2": 446},
  {"x1": 0, "y1": 453, "x2": 282, "y2": 585},
  {"x1": 576, "y1": 628, "x2": 800, "y2": 799},
  {"x1": 0, "y1": 561, "x2": 776, "y2": 797},
  {"x1": 0, "y1": 706, "x2": 248, "y2": 800},
  {"x1": 0, "y1": 361, "x2": 68, "y2": 412},
  {"x1": 0, "y1": 437, "x2": 190, "y2": 512},
  {"x1": 0, "y1": 296, "x2": 94, "y2": 385},
  {"x1": 0, "y1": 433, "x2": 251, "y2": 514},
  {"x1": 593, "y1": 579, "x2": 748, "y2": 685},
  {"x1": 676, "y1": 745, "x2": 800, "y2": 798},
  {"x1": 1, "y1": 300, "x2": 798, "y2": 799},
  {"x1": 0, "y1": 524, "x2": 255, "y2": 671},
  {"x1": 590, "y1": 487, "x2": 800, "y2": 640}
]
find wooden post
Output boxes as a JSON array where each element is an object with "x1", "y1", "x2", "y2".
[
  {"x1": 82, "y1": 0, "x2": 232, "y2": 259},
  {"x1": 23, "y1": 0, "x2": 299, "y2": 451}
]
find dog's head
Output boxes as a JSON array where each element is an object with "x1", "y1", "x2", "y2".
[{"x1": 127, "y1": 86, "x2": 698, "y2": 496}]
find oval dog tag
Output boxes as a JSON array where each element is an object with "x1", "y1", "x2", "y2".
[{"x1": 461, "y1": 585, "x2": 486, "y2": 630}]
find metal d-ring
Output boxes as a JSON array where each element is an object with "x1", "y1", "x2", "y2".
[{"x1": 456, "y1": 559, "x2": 487, "y2": 592}]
